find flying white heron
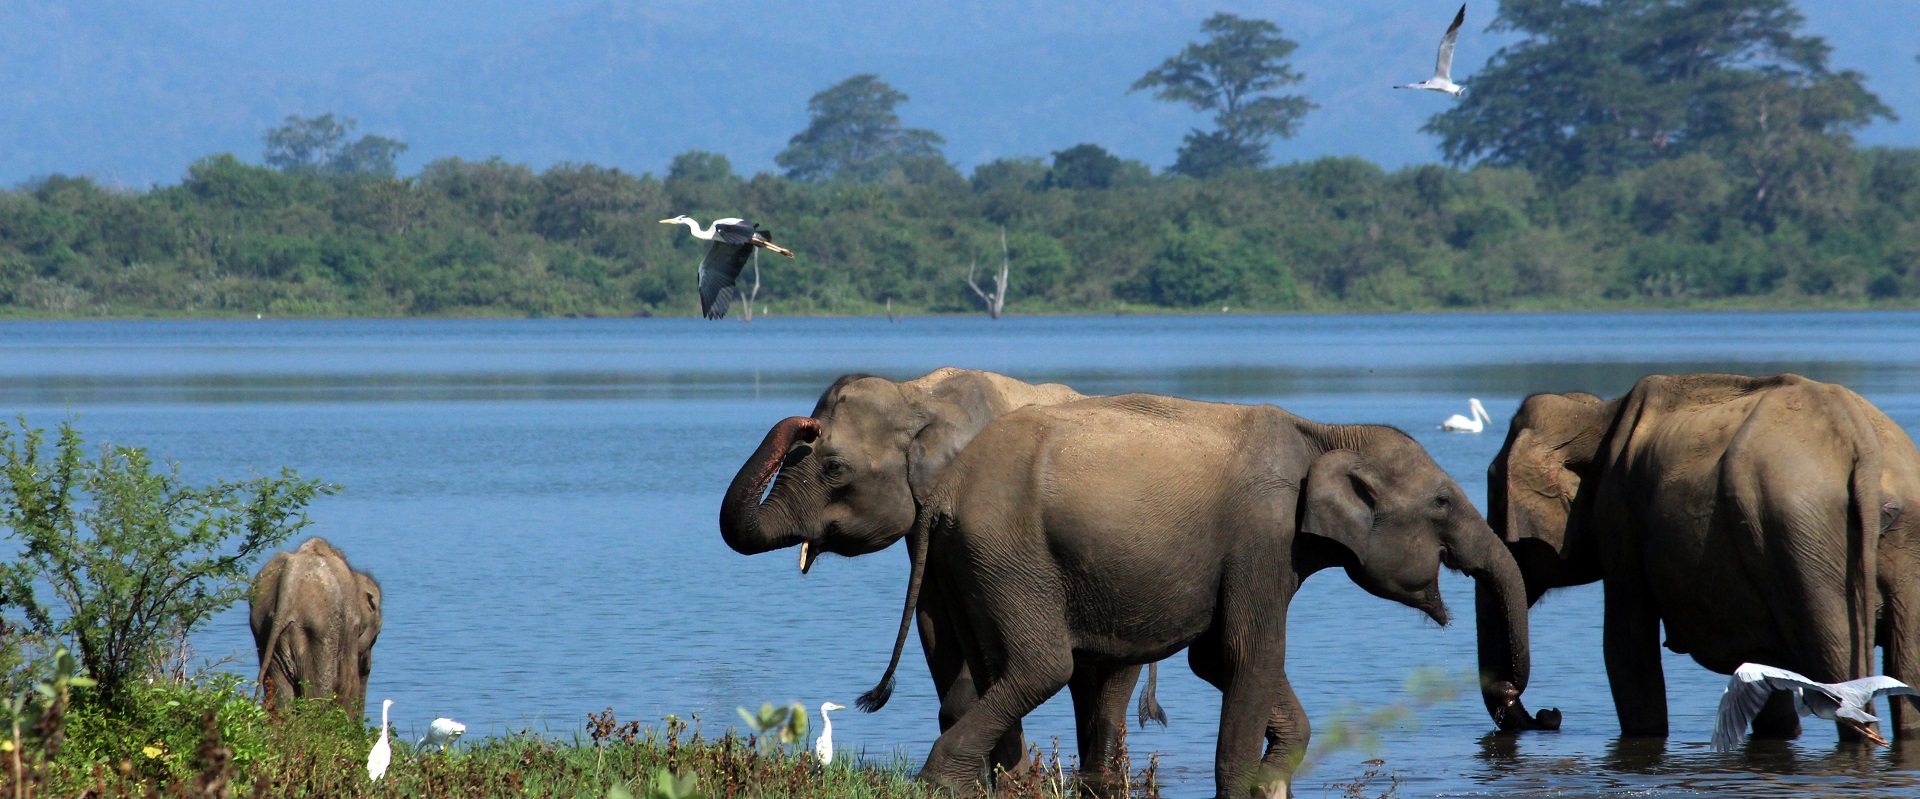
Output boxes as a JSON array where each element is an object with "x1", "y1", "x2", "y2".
[
  {"x1": 1395, "y1": 4, "x2": 1467, "y2": 96},
  {"x1": 1712, "y1": 663, "x2": 1917, "y2": 751},
  {"x1": 814, "y1": 702, "x2": 846, "y2": 765},
  {"x1": 367, "y1": 698, "x2": 394, "y2": 781},
  {"x1": 1440, "y1": 398, "x2": 1493, "y2": 432},
  {"x1": 417, "y1": 717, "x2": 466, "y2": 751},
  {"x1": 660, "y1": 215, "x2": 796, "y2": 319}
]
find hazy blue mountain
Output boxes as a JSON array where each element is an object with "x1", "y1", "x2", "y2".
[{"x1": 4, "y1": 0, "x2": 1915, "y2": 186}]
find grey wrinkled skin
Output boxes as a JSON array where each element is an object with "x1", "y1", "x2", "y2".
[
  {"x1": 1485, "y1": 373, "x2": 1920, "y2": 742},
  {"x1": 249, "y1": 537, "x2": 383, "y2": 716}
]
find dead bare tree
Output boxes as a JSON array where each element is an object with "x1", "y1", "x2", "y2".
[
  {"x1": 967, "y1": 226, "x2": 1010, "y2": 320},
  {"x1": 737, "y1": 249, "x2": 761, "y2": 322},
  {"x1": 886, "y1": 297, "x2": 901, "y2": 322}
]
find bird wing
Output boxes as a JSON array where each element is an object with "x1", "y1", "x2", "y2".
[
  {"x1": 1829, "y1": 675, "x2": 1920, "y2": 721},
  {"x1": 698, "y1": 241, "x2": 753, "y2": 320},
  {"x1": 1712, "y1": 664, "x2": 1781, "y2": 752},
  {"x1": 711, "y1": 220, "x2": 760, "y2": 246},
  {"x1": 1435, "y1": 4, "x2": 1466, "y2": 81}
]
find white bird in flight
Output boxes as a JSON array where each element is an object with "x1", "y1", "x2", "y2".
[
  {"x1": 660, "y1": 215, "x2": 796, "y2": 319},
  {"x1": 1440, "y1": 398, "x2": 1493, "y2": 433},
  {"x1": 1395, "y1": 4, "x2": 1467, "y2": 96},
  {"x1": 367, "y1": 698, "x2": 394, "y2": 781},
  {"x1": 417, "y1": 717, "x2": 466, "y2": 751},
  {"x1": 814, "y1": 701, "x2": 846, "y2": 765},
  {"x1": 1712, "y1": 663, "x2": 1917, "y2": 751}
]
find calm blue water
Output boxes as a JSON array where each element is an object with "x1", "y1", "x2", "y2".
[{"x1": 4, "y1": 312, "x2": 1920, "y2": 798}]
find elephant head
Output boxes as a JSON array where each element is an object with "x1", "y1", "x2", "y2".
[
  {"x1": 1297, "y1": 427, "x2": 1558, "y2": 731},
  {"x1": 1475, "y1": 391, "x2": 1614, "y2": 730},
  {"x1": 720, "y1": 368, "x2": 1081, "y2": 571}
]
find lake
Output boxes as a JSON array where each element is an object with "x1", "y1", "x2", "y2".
[{"x1": 3, "y1": 311, "x2": 1919, "y2": 798}]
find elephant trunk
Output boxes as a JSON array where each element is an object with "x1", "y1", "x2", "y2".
[
  {"x1": 718, "y1": 416, "x2": 820, "y2": 556},
  {"x1": 1460, "y1": 525, "x2": 1560, "y2": 732}
]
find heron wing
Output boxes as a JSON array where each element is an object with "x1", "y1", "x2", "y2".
[
  {"x1": 1435, "y1": 4, "x2": 1465, "y2": 80},
  {"x1": 1712, "y1": 668, "x2": 1781, "y2": 749},
  {"x1": 711, "y1": 220, "x2": 760, "y2": 246},
  {"x1": 1828, "y1": 675, "x2": 1920, "y2": 720},
  {"x1": 698, "y1": 241, "x2": 753, "y2": 319}
]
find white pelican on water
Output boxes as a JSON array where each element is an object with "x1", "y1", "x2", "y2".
[
  {"x1": 1395, "y1": 4, "x2": 1467, "y2": 96},
  {"x1": 660, "y1": 215, "x2": 795, "y2": 319},
  {"x1": 417, "y1": 717, "x2": 466, "y2": 750},
  {"x1": 367, "y1": 698, "x2": 394, "y2": 781},
  {"x1": 814, "y1": 702, "x2": 846, "y2": 765},
  {"x1": 1440, "y1": 398, "x2": 1493, "y2": 432},
  {"x1": 1712, "y1": 663, "x2": 1917, "y2": 751}
]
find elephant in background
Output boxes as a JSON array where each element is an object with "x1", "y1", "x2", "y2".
[
  {"x1": 858, "y1": 393, "x2": 1540, "y2": 797},
  {"x1": 250, "y1": 537, "x2": 383, "y2": 715},
  {"x1": 718, "y1": 368, "x2": 1165, "y2": 781},
  {"x1": 1481, "y1": 373, "x2": 1920, "y2": 742}
]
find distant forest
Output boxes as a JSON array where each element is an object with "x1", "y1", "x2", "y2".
[{"x1": 3, "y1": 0, "x2": 1918, "y2": 318}]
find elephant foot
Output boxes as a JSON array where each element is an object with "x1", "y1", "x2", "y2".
[
  {"x1": 915, "y1": 766, "x2": 984, "y2": 798},
  {"x1": 1487, "y1": 682, "x2": 1563, "y2": 732}
]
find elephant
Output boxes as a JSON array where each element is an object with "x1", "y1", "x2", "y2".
[
  {"x1": 856, "y1": 393, "x2": 1539, "y2": 798},
  {"x1": 1481, "y1": 373, "x2": 1920, "y2": 742},
  {"x1": 719, "y1": 368, "x2": 1167, "y2": 783},
  {"x1": 249, "y1": 537, "x2": 383, "y2": 715}
]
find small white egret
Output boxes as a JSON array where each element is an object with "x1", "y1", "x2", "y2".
[
  {"x1": 367, "y1": 698, "x2": 394, "y2": 781},
  {"x1": 1440, "y1": 398, "x2": 1493, "y2": 432},
  {"x1": 814, "y1": 702, "x2": 846, "y2": 765},
  {"x1": 1712, "y1": 663, "x2": 1917, "y2": 751},
  {"x1": 1395, "y1": 4, "x2": 1467, "y2": 96},
  {"x1": 660, "y1": 215, "x2": 796, "y2": 319},
  {"x1": 417, "y1": 717, "x2": 466, "y2": 751}
]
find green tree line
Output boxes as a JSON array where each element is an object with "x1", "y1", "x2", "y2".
[{"x1": 1, "y1": 1, "x2": 1916, "y2": 319}]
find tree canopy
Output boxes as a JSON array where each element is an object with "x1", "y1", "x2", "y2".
[
  {"x1": 1425, "y1": 0, "x2": 1890, "y2": 190},
  {"x1": 262, "y1": 114, "x2": 410, "y2": 178},
  {"x1": 1132, "y1": 13, "x2": 1316, "y2": 177},
  {"x1": 774, "y1": 75, "x2": 947, "y2": 183}
]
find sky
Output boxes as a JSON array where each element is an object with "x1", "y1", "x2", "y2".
[{"x1": 2, "y1": 0, "x2": 1916, "y2": 187}]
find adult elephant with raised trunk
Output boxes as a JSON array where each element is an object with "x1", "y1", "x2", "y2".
[
  {"x1": 718, "y1": 368, "x2": 1165, "y2": 782},
  {"x1": 250, "y1": 537, "x2": 383, "y2": 715},
  {"x1": 1481, "y1": 373, "x2": 1920, "y2": 742},
  {"x1": 857, "y1": 394, "x2": 1542, "y2": 798}
]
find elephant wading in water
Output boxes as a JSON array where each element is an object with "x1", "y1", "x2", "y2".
[
  {"x1": 719, "y1": 369, "x2": 1167, "y2": 783},
  {"x1": 1482, "y1": 373, "x2": 1920, "y2": 741},
  {"x1": 858, "y1": 394, "x2": 1545, "y2": 798},
  {"x1": 250, "y1": 537, "x2": 383, "y2": 715}
]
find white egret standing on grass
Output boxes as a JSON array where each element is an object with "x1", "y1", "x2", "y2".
[
  {"x1": 1395, "y1": 4, "x2": 1467, "y2": 96},
  {"x1": 367, "y1": 699, "x2": 394, "y2": 781},
  {"x1": 418, "y1": 717, "x2": 466, "y2": 751},
  {"x1": 660, "y1": 215, "x2": 796, "y2": 319},
  {"x1": 1440, "y1": 398, "x2": 1493, "y2": 432},
  {"x1": 1712, "y1": 663, "x2": 1918, "y2": 751},
  {"x1": 814, "y1": 702, "x2": 846, "y2": 765}
]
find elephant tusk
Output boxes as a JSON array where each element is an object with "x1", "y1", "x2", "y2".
[{"x1": 800, "y1": 541, "x2": 818, "y2": 574}]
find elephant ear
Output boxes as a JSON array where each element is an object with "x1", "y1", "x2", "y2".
[
  {"x1": 1300, "y1": 449, "x2": 1377, "y2": 566},
  {"x1": 1499, "y1": 393, "x2": 1606, "y2": 558},
  {"x1": 355, "y1": 573, "x2": 383, "y2": 644},
  {"x1": 907, "y1": 408, "x2": 973, "y2": 500}
]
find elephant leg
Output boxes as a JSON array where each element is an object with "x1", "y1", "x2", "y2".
[
  {"x1": 1881, "y1": 547, "x2": 1920, "y2": 739},
  {"x1": 1748, "y1": 690, "x2": 1803, "y2": 740},
  {"x1": 1069, "y1": 663, "x2": 1142, "y2": 799},
  {"x1": 919, "y1": 639, "x2": 1073, "y2": 795},
  {"x1": 1745, "y1": 497, "x2": 1877, "y2": 742},
  {"x1": 1258, "y1": 675, "x2": 1311, "y2": 779},
  {"x1": 924, "y1": 581, "x2": 1028, "y2": 777},
  {"x1": 1602, "y1": 576, "x2": 1669, "y2": 736}
]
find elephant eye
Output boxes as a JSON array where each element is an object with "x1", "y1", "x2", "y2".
[
  {"x1": 1433, "y1": 494, "x2": 1452, "y2": 510},
  {"x1": 822, "y1": 458, "x2": 851, "y2": 481}
]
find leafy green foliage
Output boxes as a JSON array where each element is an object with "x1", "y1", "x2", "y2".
[
  {"x1": 735, "y1": 702, "x2": 808, "y2": 750},
  {"x1": 262, "y1": 114, "x2": 410, "y2": 177},
  {"x1": 1132, "y1": 13, "x2": 1315, "y2": 176},
  {"x1": 775, "y1": 75, "x2": 947, "y2": 183},
  {"x1": 0, "y1": 420, "x2": 331, "y2": 703}
]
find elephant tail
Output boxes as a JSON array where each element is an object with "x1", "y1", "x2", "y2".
[
  {"x1": 1847, "y1": 420, "x2": 1884, "y2": 682},
  {"x1": 857, "y1": 511, "x2": 936, "y2": 713},
  {"x1": 255, "y1": 617, "x2": 291, "y2": 700},
  {"x1": 1136, "y1": 662, "x2": 1167, "y2": 728}
]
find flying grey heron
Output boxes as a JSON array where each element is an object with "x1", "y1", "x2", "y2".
[
  {"x1": 1712, "y1": 662, "x2": 1917, "y2": 751},
  {"x1": 1395, "y1": 4, "x2": 1466, "y2": 95},
  {"x1": 660, "y1": 215, "x2": 795, "y2": 319}
]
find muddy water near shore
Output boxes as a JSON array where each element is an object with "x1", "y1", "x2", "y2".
[{"x1": 3, "y1": 312, "x2": 1918, "y2": 797}]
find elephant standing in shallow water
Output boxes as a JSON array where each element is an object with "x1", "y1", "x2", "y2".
[
  {"x1": 250, "y1": 537, "x2": 383, "y2": 715},
  {"x1": 718, "y1": 369, "x2": 1165, "y2": 782},
  {"x1": 1481, "y1": 373, "x2": 1920, "y2": 742},
  {"x1": 857, "y1": 393, "x2": 1541, "y2": 798}
]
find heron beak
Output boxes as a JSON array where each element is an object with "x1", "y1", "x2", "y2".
[
  {"x1": 1842, "y1": 718, "x2": 1891, "y2": 747},
  {"x1": 800, "y1": 541, "x2": 819, "y2": 574},
  {"x1": 658, "y1": 219, "x2": 676, "y2": 224}
]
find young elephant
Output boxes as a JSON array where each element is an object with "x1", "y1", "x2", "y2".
[
  {"x1": 719, "y1": 369, "x2": 1165, "y2": 782},
  {"x1": 1483, "y1": 373, "x2": 1920, "y2": 741},
  {"x1": 250, "y1": 537, "x2": 383, "y2": 715},
  {"x1": 860, "y1": 393, "x2": 1539, "y2": 798}
]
